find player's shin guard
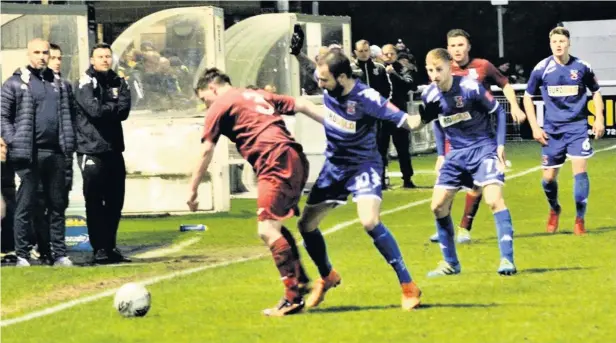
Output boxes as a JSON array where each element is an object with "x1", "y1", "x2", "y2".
[
  {"x1": 542, "y1": 179, "x2": 561, "y2": 212},
  {"x1": 436, "y1": 215, "x2": 459, "y2": 265},
  {"x1": 300, "y1": 229, "x2": 333, "y2": 278},
  {"x1": 367, "y1": 222, "x2": 412, "y2": 284},
  {"x1": 269, "y1": 237, "x2": 301, "y2": 301},
  {"x1": 460, "y1": 193, "x2": 482, "y2": 231},
  {"x1": 280, "y1": 226, "x2": 310, "y2": 284},
  {"x1": 574, "y1": 172, "x2": 589, "y2": 220},
  {"x1": 494, "y1": 209, "x2": 514, "y2": 263}
]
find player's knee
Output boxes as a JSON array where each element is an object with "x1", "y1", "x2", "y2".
[
  {"x1": 484, "y1": 196, "x2": 505, "y2": 212},
  {"x1": 297, "y1": 215, "x2": 315, "y2": 233},
  {"x1": 359, "y1": 216, "x2": 379, "y2": 231},
  {"x1": 431, "y1": 201, "x2": 449, "y2": 217}
]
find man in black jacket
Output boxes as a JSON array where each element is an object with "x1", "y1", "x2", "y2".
[
  {"x1": 379, "y1": 44, "x2": 417, "y2": 189},
  {"x1": 0, "y1": 38, "x2": 76, "y2": 267},
  {"x1": 74, "y1": 43, "x2": 131, "y2": 264}
]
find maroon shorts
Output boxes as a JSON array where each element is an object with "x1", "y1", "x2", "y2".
[{"x1": 256, "y1": 146, "x2": 309, "y2": 222}]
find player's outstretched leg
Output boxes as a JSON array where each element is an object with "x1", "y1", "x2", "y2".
[
  {"x1": 542, "y1": 168, "x2": 561, "y2": 233},
  {"x1": 483, "y1": 184, "x2": 517, "y2": 276},
  {"x1": 457, "y1": 188, "x2": 483, "y2": 244},
  {"x1": 357, "y1": 197, "x2": 421, "y2": 311},
  {"x1": 259, "y1": 221, "x2": 305, "y2": 317},
  {"x1": 298, "y1": 203, "x2": 341, "y2": 308},
  {"x1": 428, "y1": 188, "x2": 461, "y2": 277},
  {"x1": 280, "y1": 225, "x2": 311, "y2": 295},
  {"x1": 572, "y1": 158, "x2": 590, "y2": 235}
]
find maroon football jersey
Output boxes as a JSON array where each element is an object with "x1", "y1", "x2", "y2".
[
  {"x1": 201, "y1": 88, "x2": 301, "y2": 174},
  {"x1": 451, "y1": 58, "x2": 509, "y2": 91}
]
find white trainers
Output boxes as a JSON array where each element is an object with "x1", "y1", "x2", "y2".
[
  {"x1": 54, "y1": 256, "x2": 74, "y2": 267},
  {"x1": 16, "y1": 257, "x2": 31, "y2": 267},
  {"x1": 429, "y1": 232, "x2": 439, "y2": 243},
  {"x1": 456, "y1": 227, "x2": 472, "y2": 244}
]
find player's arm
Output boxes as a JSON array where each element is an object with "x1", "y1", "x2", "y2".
[
  {"x1": 522, "y1": 63, "x2": 549, "y2": 145},
  {"x1": 476, "y1": 84, "x2": 507, "y2": 166},
  {"x1": 433, "y1": 120, "x2": 446, "y2": 173},
  {"x1": 187, "y1": 103, "x2": 225, "y2": 211},
  {"x1": 486, "y1": 61, "x2": 526, "y2": 123},
  {"x1": 264, "y1": 91, "x2": 324, "y2": 124},
  {"x1": 583, "y1": 63, "x2": 605, "y2": 139}
]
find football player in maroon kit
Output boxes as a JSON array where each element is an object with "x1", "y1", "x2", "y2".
[
  {"x1": 430, "y1": 29, "x2": 526, "y2": 244},
  {"x1": 187, "y1": 68, "x2": 324, "y2": 317}
]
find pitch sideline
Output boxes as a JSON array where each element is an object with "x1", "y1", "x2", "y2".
[{"x1": 2, "y1": 144, "x2": 614, "y2": 327}]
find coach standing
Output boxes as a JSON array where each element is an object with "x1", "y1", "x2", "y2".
[
  {"x1": 0, "y1": 38, "x2": 75, "y2": 267},
  {"x1": 74, "y1": 43, "x2": 131, "y2": 264}
]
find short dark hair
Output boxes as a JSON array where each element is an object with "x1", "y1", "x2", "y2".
[
  {"x1": 90, "y1": 42, "x2": 112, "y2": 57},
  {"x1": 549, "y1": 27, "x2": 570, "y2": 39},
  {"x1": 49, "y1": 43, "x2": 61, "y2": 53},
  {"x1": 446, "y1": 29, "x2": 471, "y2": 44},
  {"x1": 195, "y1": 68, "x2": 232, "y2": 92},
  {"x1": 317, "y1": 50, "x2": 353, "y2": 79}
]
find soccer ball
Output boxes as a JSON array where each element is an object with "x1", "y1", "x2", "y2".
[{"x1": 113, "y1": 283, "x2": 151, "y2": 317}]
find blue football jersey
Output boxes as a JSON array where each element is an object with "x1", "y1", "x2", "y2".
[
  {"x1": 525, "y1": 55, "x2": 600, "y2": 134},
  {"x1": 422, "y1": 76, "x2": 504, "y2": 151},
  {"x1": 322, "y1": 80, "x2": 407, "y2": 165}
]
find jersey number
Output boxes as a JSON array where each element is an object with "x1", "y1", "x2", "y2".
[
  {"x1": 582, "y1": 138, "x2": 591, "y2": 151},
  {"x1": 243, "y1": 91, "x2": 274, "y2": 115}
]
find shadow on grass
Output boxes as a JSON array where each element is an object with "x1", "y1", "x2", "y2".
[
  {"x1": 475, "y1": 226, "x2": 616, "y2": 243},
  {"x1": 522, "y1": 266, "x2": 596, "y2": 274},
  {"x1": 309, "y1": 302, "x2": 499, "y2": 314}
]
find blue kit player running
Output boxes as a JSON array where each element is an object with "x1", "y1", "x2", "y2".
[
  {"x1": 423, "y1": 48, "x2": 517, "y2": 277},
  {"x1": 297, "y1": 51, "x2": 433, "y2": 311},
  {"x1": 523, "y1": 27, "x2": 605, "y2": 236}
]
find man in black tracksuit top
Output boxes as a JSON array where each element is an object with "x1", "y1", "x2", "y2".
[{"x1": 74, "y1": 43, "x2": 131, "y2": 264}]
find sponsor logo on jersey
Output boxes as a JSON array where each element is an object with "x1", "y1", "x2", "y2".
[
  {"x1": 547, "y1": 85, "x2": 579, "y2": 97},
  {"x1": 454, "y1": 96, "x2": 464, "y2": 108},
  {"x1": 439, "y1": 111, "x2": 472, "y2": 127},
  {"x1": 346, "y1": 101, "x2": 357, "y2": 115},
  {"x1": 326, "y1": 109, "x2": 357, "y2": 133}
]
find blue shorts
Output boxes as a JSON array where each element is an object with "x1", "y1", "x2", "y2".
[
  {"x1": 542, "y1": 130, "x2": 593, "y2": 168},
  {"x1": 306, "y1": 159, "x2": 383, "y2": 205},
  {"x1": 436, "y1": 144, "x2": 505, "y2": 189}
]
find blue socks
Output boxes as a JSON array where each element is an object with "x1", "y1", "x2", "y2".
[
  {"x1": 367, "y1": 222, "x2": 412, "y2": 284},
  {"x1": 494, "y1": 209, "x2": 514, "y2": 263},
  {"x1": 436, "y1": 215, "x2": 459, "y2": 265},
  {"x1": 300, "y1": 229, "x2": 332, "y2": 278},
  {"x1": 541, "y1": 179, "x2": 561, "y2": 212},
  {"x1": 574, "y1": 172, "x2": 589, "y2": 219}
]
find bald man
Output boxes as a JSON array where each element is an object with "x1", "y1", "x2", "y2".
[{"x1": 0, "y1": 38, "x2": 76, "y2": 267}]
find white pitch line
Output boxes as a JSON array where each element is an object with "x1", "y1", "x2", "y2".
[
  {"x1": 132, "y1": 237, "x2": 202, "y2": 259},
  {"x1": 2, "y1": 144, "x2": 614, "y2": 327}
]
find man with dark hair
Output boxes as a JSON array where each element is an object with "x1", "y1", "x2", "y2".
[
  {"x1": 189, "y1": 67, "x2": 324, "y2": 316},
  {"x1": 1, "y1": 38, "x2": 75, "y2": 266},
  {"x1": 74, "y1": 42, "x2": 132, "y2": 264},
  {"x1": 297, "y1": 50, "x2": 436, "y2": 311}
]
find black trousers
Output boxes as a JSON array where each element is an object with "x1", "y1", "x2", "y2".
[
  {"x1": 13, "y1": 151, "x2": 69, "y2": 259},
  {"x1": 1, "y1": 163, "x2": 16, "y2": 253},
  {"x1": 77, "y1": 152, "x2": 126, "y2": 252},
  {"x1": 377, "y1": 120, "x2": 414, "y2": 182}
]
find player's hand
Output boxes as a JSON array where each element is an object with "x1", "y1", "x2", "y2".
[
  {"x1": 592, "y1": 116, "x2": 605, "y2": 139},
  {"x1": 385, "y1": 65, "x2": 395, "y2": 74},
  {"x1": 0, "y1": 138, "x2": 7, "y2": 163},
  {"x1": 434, "y1": 155, "x2": 445, "y2": 176},
  {"x1": 187, "y1": 191, "x2": 199, "y2": 212},
  {"x1": 497, "y1": 145, "x2": 506, "y2": 173},
  {"x1": 510, "y1": 107, "x2": 526, "y2": 124},
  {"x1": 418, "y1": 101, "x2": 442, "y2": 124},
  {"x1": 532, "y1": 127, "x2": 549, "y2": 146}
]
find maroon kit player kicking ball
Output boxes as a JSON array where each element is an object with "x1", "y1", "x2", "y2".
[{"x1": 187, "y1": 68, "x2": 324, "y2": 316}]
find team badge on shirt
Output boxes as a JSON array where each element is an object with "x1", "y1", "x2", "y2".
[
  {"x1": 454, "y1": 96, "x2": 464, "y2": 108},
  {"x1": 373, "y1": 68, "x2": 379, "y2": 75},
  {"x1": 112, "y1": 88, "x2": 119, "y2": 99},
  {"x1": 570, "y1": 70, "x2": 579, "y2": 80},
  {"x1": 346, "y1": 100, "x2": 357, "y2": 115}
]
